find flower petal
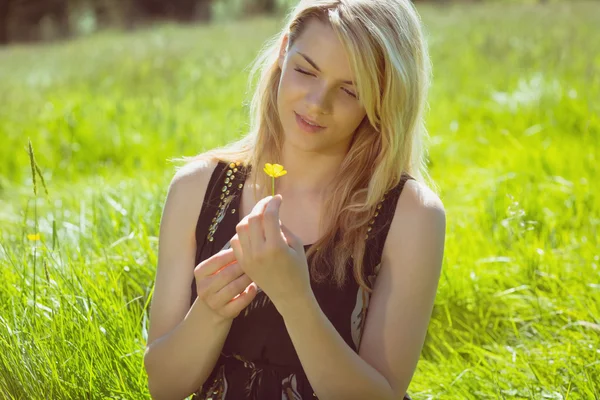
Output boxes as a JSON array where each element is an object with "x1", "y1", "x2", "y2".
[
  {"x1": 264, "y1": 163, "x2": 274, "y2": 177},
  {"x1": 264, "y1": 163, "x2": 288, "y2": 178}
]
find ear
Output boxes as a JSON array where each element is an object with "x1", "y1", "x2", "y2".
[{"x1": 278, "y1": 34, "x2": 289, "y2": 70}]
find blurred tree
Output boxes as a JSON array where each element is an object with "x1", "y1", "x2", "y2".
[
  {"x1": 168, "y1": 0, "x2": 200, "y2": 22},
  {"x1": 93, "y1": 0, "x2": 126, "y2": 28},
  {"x1": 0, "y1": 0, "x2": 215, "y2": 44},
  {"x1": 2, "y1": 0, "x2": 70, "y2": 43},
  {"x1": 196, "y1": 0, "x2": 212, "y2": 21},
  {"x1": 244, "y1": 0, "x2": 277, "y2": 15},
  {"x1": 0, "y1": 0, "x2": 568, "y2": 45},
  {"x1": 135, "y1": 0, "x2": 212, "y2": 23},
  {"x1": 0, "y1": 0, "x2": 9, "y2": 44}
]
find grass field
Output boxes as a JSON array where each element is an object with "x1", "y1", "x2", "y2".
[{"x1": 0, "y1": 1, "x2": 599, "y2": 399}]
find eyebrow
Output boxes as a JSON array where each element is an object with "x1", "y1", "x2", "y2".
[{"x1": 298, "y1": 52, "x2": 355, "y2": 86}]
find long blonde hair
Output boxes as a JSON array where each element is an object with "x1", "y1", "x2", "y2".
[{"x1": 175, "y1": 0, "x2": 434, "y2": 293}]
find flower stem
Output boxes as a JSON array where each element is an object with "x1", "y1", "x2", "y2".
[{"x1": 272, "y1": 177, "x2": 275, "y2": 196}]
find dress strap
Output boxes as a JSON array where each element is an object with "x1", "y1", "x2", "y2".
[
  {"x1": 191, "y1": 160, "x2": 248, "y2": 305},
  {"x1": 362, "y1": 172, "x2": 415, "y2": 277},
  {"x1": 195, "y1": 160, "x2": 249, "y2": 252},
  {"x1": 194, "y1": 160, "x2": 229, "y2": 258}
]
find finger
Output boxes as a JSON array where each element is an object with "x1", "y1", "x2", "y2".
[
  {"x1": 207, "y1": 261, "x2": 245, "y2": 294},
  {"x1": 280, "y1": 223, "x2": 303, "y2": 253},
  {"x1": 232, "y1": 282, "x2": 258, "y2": 302},
  {"x1": 236, "y1": 196, "x2": 271, "y2": 257},
  {"x1": 264, "y1": 195, "x2": 284, "y2": 246},
  {"x1": 251, "y1": 195, "x2": 274, "y2": 214},
  {"x1": 194, "y1": 248, "x2": 236, "y2": 279},
  {"x1": 248, "y1": 214, "x2": 265, "y2": 253},
  {"x1": 211, "y1": 273, "x2": 253, "y2": 308},
  {"x1": 236, "y1": 221, "x2": 253, "y2": 261},
  {"x1": 221, "y1": 282, "x2": 258, "y2": 317},
  {"x1": 247, "y1": 196, "x2": 272, "y2": 252},
  {"x1": 230, "y1": 233, "x2": 245, "y2": 266}
]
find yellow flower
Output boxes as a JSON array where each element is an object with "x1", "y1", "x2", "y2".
[
  {"x1": 264, "y1": 163, "x2": 287, "y2": 196},
  {"x1": 27, "y1": 233, "x2": 41, "y2": 241},
  {"x1": 263, "y1": 163, "x2": 287, "y2": 178}
]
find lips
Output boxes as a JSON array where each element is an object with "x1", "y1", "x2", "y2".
[
  {"x1": 294, "y1": 112, "x2": 326, "y2": 134},
  {"x1": 295, "y1": 112, "x2": 325, "y2": 128}
]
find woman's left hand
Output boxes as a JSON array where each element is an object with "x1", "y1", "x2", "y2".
[{"x1": 230, "y1": 195, "x2": 314, "y2": 316}]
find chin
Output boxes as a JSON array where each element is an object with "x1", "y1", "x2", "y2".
[{"x1": 282, "y1": 128, "x2": 318, "y2": 149}]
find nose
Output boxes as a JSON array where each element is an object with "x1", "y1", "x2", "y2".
[{"x1": 306, "y1": 85, "x2": 332, "y2": 115}]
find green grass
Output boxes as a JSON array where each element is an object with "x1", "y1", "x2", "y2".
[{"x1": 1, "y1": 1, "x2": 599, "y2": 398}]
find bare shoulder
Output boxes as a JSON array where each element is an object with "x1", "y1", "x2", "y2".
[
  {"x1": 383, "y1": 179, "x2": 446, "y2": 260},
  {"x1": 162, "y1": 158, "x2": 221, "y2": 233},
  {"x1": 161, "y1": 157, "x2": 222, "y2": 241},
  {"x1": 168, "y1": 158, "x2": 220, "y2": 201},
  {"x1": 398, "y1": 179, "x2": 445, "y2": 217}
]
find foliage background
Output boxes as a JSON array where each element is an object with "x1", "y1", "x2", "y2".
[{"x1": 0, "y1": 0, "x2": 598, "y2": 398}]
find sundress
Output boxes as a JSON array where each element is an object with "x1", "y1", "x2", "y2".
[{"x1": 190, "y1": 160, "x2": 414, "y2": 400}]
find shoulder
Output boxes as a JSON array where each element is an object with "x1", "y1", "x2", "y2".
[
  {"x1": 162, "y1": 158, "x2": 221, "y2": 231},
  {"x1": 397, "y1": 178, "x2": 445, "y2": 222},
  {"x1": 383, "y1": 179, "x2": 446, "y2": 267},
  {"x1": 168, "y1": 158, "x2": 220, "y2": 197}
]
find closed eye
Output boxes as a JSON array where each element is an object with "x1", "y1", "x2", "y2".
[
  {"x1": 342, "y1": 88, "x2": 357, "y2": 99},
  {"x1": 295, "y1": 67, "x2": 358, "y2": 99},
  {"x1": 294, "y1": 68, "x2": 315, "y2": 77}
]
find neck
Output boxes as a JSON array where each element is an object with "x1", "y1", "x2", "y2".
[{"x1": 272, "y1": 142, "x2": 346, "y2": 198}]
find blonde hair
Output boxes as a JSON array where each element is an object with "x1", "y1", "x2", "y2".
[{"x1": 175, "y1": 0, "x2": 434, "y2": 293}]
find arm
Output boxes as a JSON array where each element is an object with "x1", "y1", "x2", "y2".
[
  {"x1": 280, "y1": 180, "x2": 446, "y2": 399},
  {"x1": 145, "y1": 300, "x2": 233, "y2": 400},
  {"x1": 143, "y1": 159, "x2": 231, "y2": 400}
]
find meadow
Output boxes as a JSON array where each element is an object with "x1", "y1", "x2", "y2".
[{"x1": 0, "y1": 1, "x2": 599, "y2": 398}]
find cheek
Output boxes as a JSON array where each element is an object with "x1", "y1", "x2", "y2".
[
  {"x1": 279, "y1": 70, "x2": 306, "y2": 103},
  {"x1": 277, "y1": 73, "x2": 299, "y2": 126},
  {"x1": 334, "y1": 103, "x2": 366, "y2": 135}
]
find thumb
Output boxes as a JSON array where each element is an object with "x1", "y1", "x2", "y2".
[
  {"x1": 264, "y1": 195, "x2": 283, "y2": 244},
  {"x1": 280, "y1": 223, "x2": 303, "y2": 253}
]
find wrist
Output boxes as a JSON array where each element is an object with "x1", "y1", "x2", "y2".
[
  {"x1": 276, "y1": 290, "x2": 319, "y2": 322},
  {"x1": 192, "y1": 297, "x2": 234, "y2": 327}
]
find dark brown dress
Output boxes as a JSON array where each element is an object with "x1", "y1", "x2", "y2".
[{"x1": 190, "y1": 160, "x2": 414, "y2": 400}]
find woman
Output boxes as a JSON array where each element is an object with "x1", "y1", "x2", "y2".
[{"x1": 144, "y1": 0, "x2": 446, "y2": 399}]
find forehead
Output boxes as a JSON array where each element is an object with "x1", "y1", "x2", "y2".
[{"x1": 290, "y1": 18, "x2": 355, "y2": 80}]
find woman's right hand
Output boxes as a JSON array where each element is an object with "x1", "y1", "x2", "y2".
[{"x1": 194, "y1": 248, "x2": 258, "y2": 321}]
